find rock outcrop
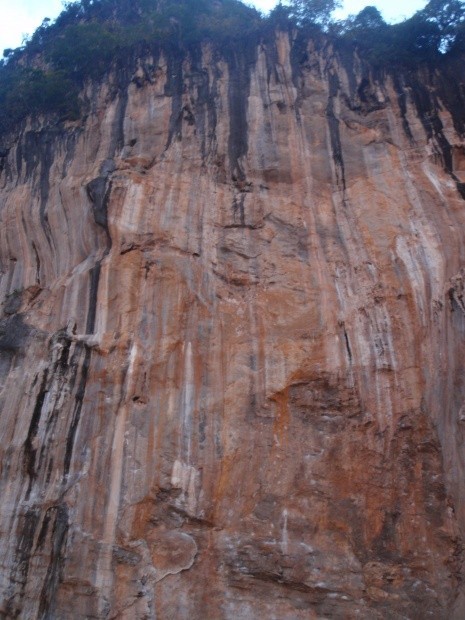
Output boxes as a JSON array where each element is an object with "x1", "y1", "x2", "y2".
[{"x1": 1, "y1": 32, "x2": 465, "y2": 618}]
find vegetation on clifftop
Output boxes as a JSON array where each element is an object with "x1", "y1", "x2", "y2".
[{"x1": 0, "y1": 0, "x2": 465, "y2": 138}]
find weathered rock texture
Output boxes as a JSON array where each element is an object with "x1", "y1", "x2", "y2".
[{"x1": 1, "y1": 31, "x2": 465, "y2": 618}]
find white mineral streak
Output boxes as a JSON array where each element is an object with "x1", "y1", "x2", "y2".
[
  {"x1": 281, "y1": 508, "x2": 289, "y2": 556},
  {"x1": 96, "y1": 343, "x2": 138, "y2": 612},
  {"x1": 181, "y1": 341, "x2": 195, "y2": 464}
]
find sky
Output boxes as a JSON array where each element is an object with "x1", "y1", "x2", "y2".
[{"x1": 0, "y1": 0, "x2": 427, "y2": 56}]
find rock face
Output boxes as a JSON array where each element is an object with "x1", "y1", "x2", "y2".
[{"x1": 1, "y1": 31, "x2": 465, "y2": 618}]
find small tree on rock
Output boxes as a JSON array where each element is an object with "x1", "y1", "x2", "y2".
[
  {"x1": 287, "y1": 0, "x2": 341, "y2": 29},
  {"x1": 422, "y1": 0, "x2": 465, "y2": 49}
]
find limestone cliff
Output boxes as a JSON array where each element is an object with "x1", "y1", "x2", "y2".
[{"x1": 1, "y1": 31, "x2": 465, "y2": 618}]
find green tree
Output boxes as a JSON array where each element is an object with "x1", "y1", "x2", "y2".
[
  {"x1": 45, "y1": 23, "x2": 123, "y2": 80},
  {"x1": 422, "y1": 0, "x2": 465, "y2": 49},
  {"x1": 350, "y1": 6, "x2": 385, "y2": 30},
  {"x1": 287, "y1": 0, "x2": 341, "y2": 29}
]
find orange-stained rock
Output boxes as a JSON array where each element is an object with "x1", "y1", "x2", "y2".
[{"x1": 1, "y1": 33, "x2": 465, "y2": 618}]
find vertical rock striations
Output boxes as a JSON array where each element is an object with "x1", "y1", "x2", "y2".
[{"x1": 1, "y1": 32, "x2": 465, "y2": 618}]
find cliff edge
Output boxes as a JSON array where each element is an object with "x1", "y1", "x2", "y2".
[{"x1": 1, "y1": 29, "x2": 465, "y2": 618}]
